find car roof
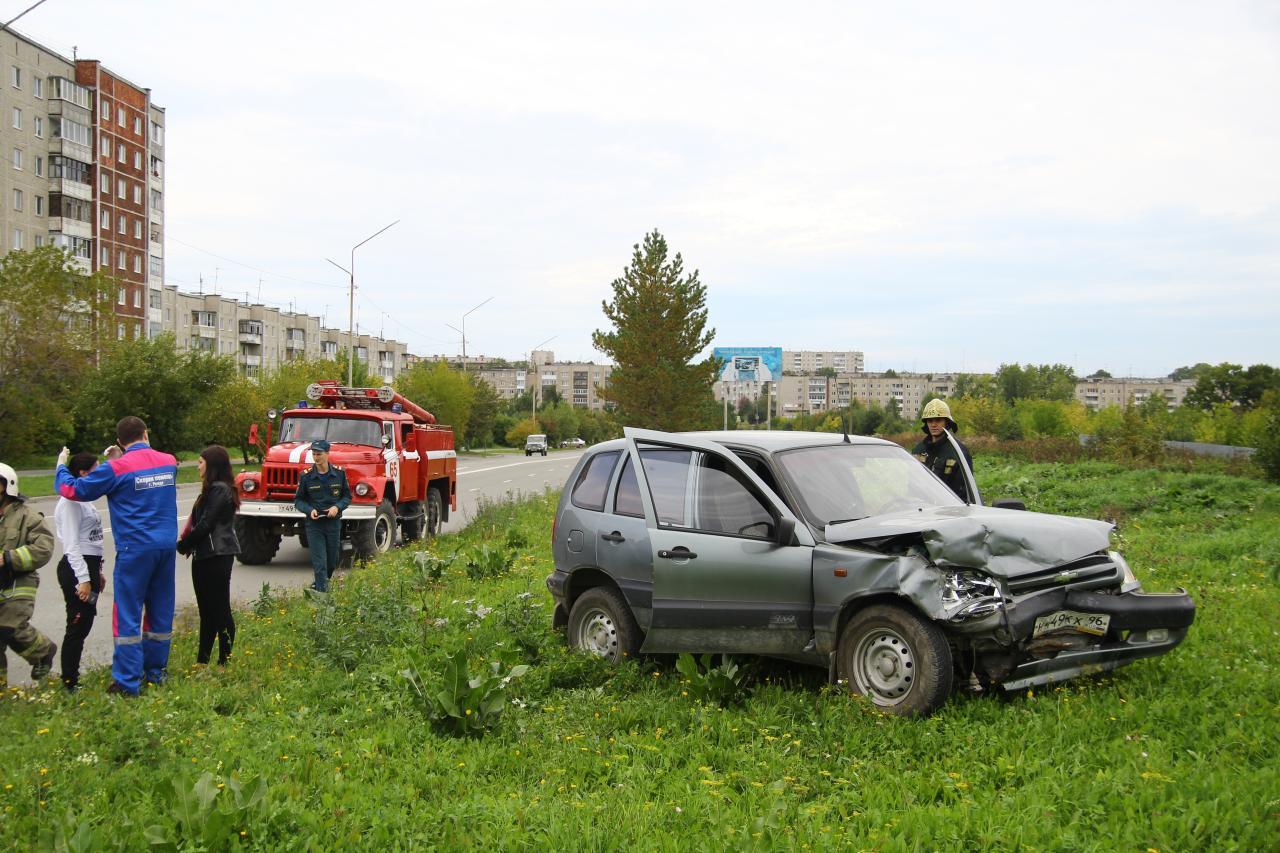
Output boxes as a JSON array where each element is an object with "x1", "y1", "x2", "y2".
[{"x1": 590, "y1": 430, "x2": 898, "y2": 454}]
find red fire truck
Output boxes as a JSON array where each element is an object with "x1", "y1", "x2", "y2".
[{"x1": 234, "y1": 381, "x2": 457, "y2": 565}]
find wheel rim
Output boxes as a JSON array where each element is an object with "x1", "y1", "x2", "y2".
[
  {"x1": 574, "y1": 606, "x2": 618, "y2": 659},
  {"x1": 851, "y1": 627, "x2": 915, "y2": 705},
  {"x1": 374, "y1": 515, "x2": 393, "y2": 552}
]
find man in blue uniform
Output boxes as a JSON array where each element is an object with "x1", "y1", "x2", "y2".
[
  {"x1": 56, "y1": 416, "x2": 178, "y2": 695},
  {"x1": 294, "y1": 439, "x2": 351, "y2": 592}
]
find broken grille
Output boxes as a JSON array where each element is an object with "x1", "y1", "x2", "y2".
[{"x1": 1006, "y1": 554, "x2": 1120, "y2": 597}]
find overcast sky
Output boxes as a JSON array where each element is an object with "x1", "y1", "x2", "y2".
[{"x1": 14, "y1": 1, "x2": 1279, "y2": 374}]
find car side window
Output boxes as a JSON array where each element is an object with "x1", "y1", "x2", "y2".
[
  {"x1": 571, "y1": 450, "x2": 620, "y2": 512},
  {"x1": 693, "y1": 454, "x2": 776, "y2": 539},
  {"x1": 613, "y1": 456, "x2": 643, "y2": 517},
  {"x1": 637, "y1": 447, "x2": 693, "y2": 526}
]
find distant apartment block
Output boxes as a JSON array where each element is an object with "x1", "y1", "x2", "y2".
[
  {"x1": 777, "y1": 372, "x2": 953, "y2": 416},
  {"x1": 0, "y1": 28, "x2": 164, "y2": 340},
  {"x1": 783, "y1": 350, "x2": 865, "y2": 374},
  {"x1": 468, "y1": 350, "x2": 613, "y2": 412},
  {"x1": 1075, "y1": 377, "x2": 1193, "y2": 411},
  {"x1": 159, "y1": 285, "x2": 409, "y2": 381}
]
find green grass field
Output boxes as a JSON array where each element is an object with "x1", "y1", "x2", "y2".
[{"x1": 2, "y1": 457, "x2": 1277, "y2": 850}]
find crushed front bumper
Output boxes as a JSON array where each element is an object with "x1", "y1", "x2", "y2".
[{"x1": 990, "y1": 587, "x2": 1196, "y2": 692}]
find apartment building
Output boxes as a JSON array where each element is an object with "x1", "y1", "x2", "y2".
[
  {"x1": 776, "y1": 372, "x2": 956, "y2": 417},
  {"x1": 160, "y1": 285, "x2": 408, "y2": 381},
  {"x1": 1, "y1": 29, "x2": 163, "y2": 339},
  {"x1": 1074, "y1": 377, "x2": 1193, "y2": 411},
  {"x1": 783, "y1": 350, "x2": 865, "y2": 374},
  {"x1": 469, "y1": 350, "x2": 613, "y2": 411}
]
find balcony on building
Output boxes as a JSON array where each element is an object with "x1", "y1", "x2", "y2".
[
  {"x1": 239, "y1": 320, "x2": 263, "y2": 346},
  {"x1": 192, "y1": 311, "x2": 217, "y2": 338},
  {"x1": 240, "y1": 353, "x2": 262, "y2": 367},
  {"x1": 321, "y1": 342, "x2": 338, "y2": 359},
  {"x1": 285, "y1": 328, "x2": 306, "y2": 351}
]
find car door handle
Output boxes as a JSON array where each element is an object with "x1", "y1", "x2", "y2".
[
  {"x1": 600, "y1": 531, "x2": 626, "y2": 543},
  {"x1": 658, "y1": 547, "x2": 697, "y2": 560}
]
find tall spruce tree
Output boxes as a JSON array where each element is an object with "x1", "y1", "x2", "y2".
[{"x1": 592, "y1": 230, "x2": 717, "y2": 430}]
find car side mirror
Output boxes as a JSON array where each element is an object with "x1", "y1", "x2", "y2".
[
  {"x1": 774, "y1": 516, "x2": 796, "y2": 546},
  {"x1": 991, "y1": 498, "x2": 1027, "y2": 511}
]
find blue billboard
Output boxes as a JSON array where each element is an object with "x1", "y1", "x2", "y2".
[{"x1": 713, "y1": 347, "x2": 782, "y2": 383}]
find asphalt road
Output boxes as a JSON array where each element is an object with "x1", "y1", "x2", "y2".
[{"x1": 11, "y1": 450, "x2": 585, "y2": 687}]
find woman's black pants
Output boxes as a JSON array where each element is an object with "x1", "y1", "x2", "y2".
[
  {"x1": 56, "y1": 555, "x2": 103, "y2": 689},
  {"x1": 191, "y1": 554, "x2": 236, "y2": 665}
]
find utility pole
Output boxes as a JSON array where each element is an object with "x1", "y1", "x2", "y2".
[{"x1": 445, "y1": 296, "x2": 493, "y2": 374}]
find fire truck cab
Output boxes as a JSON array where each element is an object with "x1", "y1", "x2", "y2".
[{"x1": 234, "y1": 381, "x2": 457, "y2": 565}]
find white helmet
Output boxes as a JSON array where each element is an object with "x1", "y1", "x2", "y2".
[{"x1": 0, "y1": 462, "x2": 17, "y2": 497}]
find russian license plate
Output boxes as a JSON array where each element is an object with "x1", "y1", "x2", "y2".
[{"x1": 1033, "y1": 610, "x2": 1111, "y2": 638}]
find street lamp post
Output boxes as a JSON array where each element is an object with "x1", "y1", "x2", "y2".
[
  {"x1": 326, "y1": 219, "x2": 399, "y2": 386},
  {"x1": 528, "y1": 335, "x2": 556, "y2": 419},
  {"x1": 445, "y1": 296, "x2": 493, "y2": 373}
]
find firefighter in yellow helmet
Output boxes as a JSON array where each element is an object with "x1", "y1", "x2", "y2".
[
  {"x1": 912, "y1": 399, "x2": 974, "y2": 502},
  {"x1": 0, "y1": 462, "x2": 57, "y2": 685}
]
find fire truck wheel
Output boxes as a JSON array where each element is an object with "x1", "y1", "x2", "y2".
[
  {"x1": 426, "y1": 488, "x2": 443, "y2": 538},
  {"x1": 400, "y1": 500, "x2": 425, "y2": 542},
  {"x1": 235, "y1": 517, "x2": 281, "y2": 565},
  {"x1": 356, "y1": 499, "x2": 397, "y2": 559}
]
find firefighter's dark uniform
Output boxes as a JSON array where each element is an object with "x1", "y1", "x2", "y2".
[
  {"x1": 294, "y1": 458, "x2": 351, "y2": 593},
  {"x1": 912, "y1": 434, "x2": 974, "y2": 503},
  {"x1": 0, "y1": 494, "x2": 56, "y2": 684}
]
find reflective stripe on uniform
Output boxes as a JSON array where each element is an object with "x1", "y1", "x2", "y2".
[
  {"x1": 0, "y1": 586, "x2": 38, "y2": 601},
  {"x1": 13, "y1": 546, "x2": 32, "y2": 570},
  {"x1": 142, "y1": 631, "x2": 173, "y2": 641},
  {"x1": 114, "y1": 635, "x2": 143, "y2": 646}
]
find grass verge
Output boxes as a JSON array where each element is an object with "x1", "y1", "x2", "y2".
[{"x1": 2, "y1": 458, "x2": 1277, "y2": 849}]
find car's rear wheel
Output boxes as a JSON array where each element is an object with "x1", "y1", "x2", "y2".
[
  {"x1": 567, "y1": 586, "x2": 641, "y2": 664},
  {"x1": 838, "y1": 604, "x2": 953, "y2": 717}
]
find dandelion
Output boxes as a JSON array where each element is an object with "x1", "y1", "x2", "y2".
[{"x1": 36, "y1": 728, "x2": 48, "y2": 735}]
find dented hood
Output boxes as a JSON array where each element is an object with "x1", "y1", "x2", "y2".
[{"x1": 825, "y1": 505, "x2": 1113, "y2": 577}]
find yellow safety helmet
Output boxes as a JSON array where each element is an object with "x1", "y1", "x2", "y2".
[{"x1": 920, "y1": 399, "x2": 957, "y2": 432}]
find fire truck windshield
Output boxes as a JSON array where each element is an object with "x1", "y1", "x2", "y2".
[{"x1": 278, "y1": 417, "x2": 382, "y2": 448}]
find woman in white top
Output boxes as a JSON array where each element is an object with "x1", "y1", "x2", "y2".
[{"x1": 53, "y1": 451, "x2": 105, "y2": 690}]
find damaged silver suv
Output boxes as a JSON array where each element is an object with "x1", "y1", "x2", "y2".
[{"x1": 547, "y1": 428, "x2": 1195, "y2": 716}]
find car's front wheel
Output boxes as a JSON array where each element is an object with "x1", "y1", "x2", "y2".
[
  {"x1": 567, "y1": 586, "x2": 641, "y2": 664},
  {"x1": 838, "y1": 604, "x2": 953, "y2": 717}
]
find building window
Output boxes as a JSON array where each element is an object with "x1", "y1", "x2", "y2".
[
  {"x1": 117, "y1": 178, "x2": 126, "y2": 199},
  {"x1": 150, "y1": 121, "x2": 163, "y2": 145},
  {"x1": 118, "y1": 287, "x2": 126, "y2": 304},
  {"x1": 12, "y1": 148, "x2": 21, "y2": 170},
  {"x1": 32, "y1": 76, "x2": 41, "y2": 98},
  {"x1": 100, "y1": 209, "x2": 110, "y2": 228},
  {"x1": 117, "y1": 143, "x2": 125, "y2": 163},
  {"x1": 35, "y1": 196, "x2": 43, "y2": 216},
  {"x1": 100, "y1": 171, "x2": 110, "y2": 193},
  {"x1": 133, "y1": 255, "x2": 142, "y2": 274},
  {"x1": 149, "y1": 255, "x2": 162, "y2": 277},
  {"x1": 34, "y1": 155, "x2": 42, "y2": 176},
  {"x1": 117, "y1": 323, "x2": 125, "y2": 341},
  {"x1": 117, "y1": 215, "x2": 126, "y2": 234},
  {"x1": 99, "y1": 132, "x2": 108, "y2": 156},
  {"x1": 34, "y1": 235, "x2": 44, "y2": 248},
  {"x1": 10, "y1": 66, "x2": 19, "y2": 88},
  {"x1": 100, "y1": 97, "x2": 111, "y2": 117},
  {"x1": 12, "y1": 107, "x2": 21, "y2": 129},
  {"x1": 133, "y1": 288, "x2": 142, "y2": 307},
  {"x1": 133, "y1": 115, "x2": 141, "y2": 134},
  {"x1": 150, "y1": 189, "x2": 162, "y2": 210},
  {"x1": 12, "y1": 189, "x2": 22, "y2": 211},
  {"x1": 132, "y1": 184, "x2": 141, "y2": 204},
  {"x1": 11, "y1": 228, "x2": 22, "y2": 250},
  {"x1": 132, "y1": 150, "x2": 141, "y2": 169},
  {"x1": 34, "y1": 116, "x2": 42, "y2": 138},
  {"x1": 117, "y1": 106, "x2": 125, "y2": 127},
  {"x1": 117, "y1": 250, "x2": 125, "y2": 270},
  {"x1": 134, "y1": 220, "x2": 142, "y2": 239}
]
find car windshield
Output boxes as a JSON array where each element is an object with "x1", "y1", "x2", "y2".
[
  {"x1": 773, "y1": 443, "x2": 964, "y2": 528},
  {"x1": 278, "y1": 416, "x2": 382, "y2": 448}
]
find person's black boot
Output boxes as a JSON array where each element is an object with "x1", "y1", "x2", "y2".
[{"x1": 30, "y1": 642, "x2": 57, "y2": 680}]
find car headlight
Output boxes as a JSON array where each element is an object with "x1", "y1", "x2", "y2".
[
  {"x1": 1110, "y1": 550, "x2": 1141, "y2": 593},
  {"x1": 941, "y1": 569, "x2": 1004, "y2": 621},
  {"x1": 242, "y1": 479, "x2": 257, "y2": 493},
  {"x1": 354, "y1": 482, "x2": 372, "y2": 497}
]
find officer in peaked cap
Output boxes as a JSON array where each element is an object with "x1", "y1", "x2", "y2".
[{"x1": 293, "y1": 439, "x2": 351, "y2": 593}]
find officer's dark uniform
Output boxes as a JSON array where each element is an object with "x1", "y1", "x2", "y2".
[
  {"x1": 293, "y1": 441, "x2": 351, "y2": 592},
  {"x1": 912, "y1": 430, "x2": 974, "y2": 503}
]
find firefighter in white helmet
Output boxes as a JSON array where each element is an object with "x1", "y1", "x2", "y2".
[
  {"x1": 912, "y1": 399, "x2": 974, "y2": 502},
  {"x1": 0, "y1": 462, "x2": 58, "y2": 684}
]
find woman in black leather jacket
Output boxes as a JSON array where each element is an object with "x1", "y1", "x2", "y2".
[{"x1": 178, "y1": 445, "x2": 240, "y2": 665}]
